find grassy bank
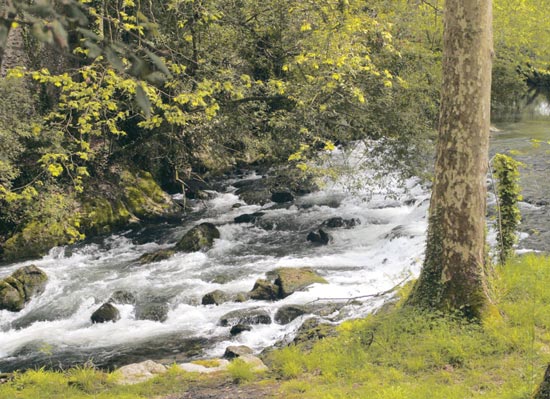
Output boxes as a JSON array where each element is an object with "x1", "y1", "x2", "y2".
[{"x1": 1, "y1": 254, "x2": 549, "y2": 398}]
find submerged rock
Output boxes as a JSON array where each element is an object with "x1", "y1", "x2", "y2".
[
  {"x1": 135, "y1": 301, "x2": 169, "y2": 322},
  {"x1": 234, "y1": 212, "x2": 265, "y2": 224},
  {"x1": 321, "y1": 217, "x2": 361, "y2": 229},
  {"x1": 0, "y1": 265, "x2": 48, "y2": 312},
  {"x1": 138, "y1": 249, "x2": 175, "y2": 264},
  {"x1": 230, "y1": 324, "x2": 252, "y2": 336},
  {"x1": 108, "y1": 290, "x2": 136, "y2": 305},
  {"x1": 202, "y1": 290, "x2": 229, "y2": 306},
  {"x1": 91, "y1": 303, "x2": 120, "y2": 323},
  {"x1": 249, "y1": 279, "x2": 279, "y2": 301},
  {"x1": 219, "y1": 308, "x2": 271, "y2": 327},
  {"x1": 175, "y1": 223, "x2": 220, "y2": 252},
  {"x1": 306, "y1": 229, "x2": 331, "y2": 245}
]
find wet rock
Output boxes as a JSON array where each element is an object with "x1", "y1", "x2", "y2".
[
  {"x1": 202, "y1": 290, "x2": 228, "y2": 306},
  {"x1": 274, "y1": 305, "x2": 308, "y2": 324},
  {"x1": 306, "y1": 229, "x2": 331, "y2": 245},
  {"x1": 116, "y1": 360, "x2": 167, "y2": 385},
  {"x1": 234, "y1": 212, "x2": 265, "y2": 224},
  {"x1": 235, "y1": 185, "x2": 272, "y2": 206},
  {"x1": 109, "y1": 290, "x2": 136, "y2": 305},
  {"x1": 91, "y1": 303, "x2": 120, "y2": 323},
  {"x1": 219, "y1": 308, "x2": 271, "y2": 327},
  {"x1": 135, "y1": 301, "x2": 169, "y2": 322},
  {"x1": 321, "y1": 217, "x2": 361, "y2": 229},
  {"x1": 384, "y1": 225, "x2": 414, "y2": 240},
  {"x1": 234, "y1": 293, "x2": 249, "y2": 303},
  {"x1": 268, "y1": 267, "x2": 328, "y2": 298},
  {"x1": 0, "y1": 265, "x2": 48, "y2": 312},
  {"x1": 230, "y1": 324, "x2": 252, "y2": 336},
  {"x1": 271, "y1": 191, "x2": 294, "y2": 203},
  {"x1": 184, "y1": 178, "x2": 211, "y2": 200},
  {"x1": 175, "y1": 223, "x2": 220, "y2": 252},
  {"x1": 249, "y1": 279, "x2": 279, "y2": 301},
  {"x1": 138, "y1": 249, "x2": 175, "y2": 264},
  {"x1": 223, "y1": 345, "x2": 254, "y2": 359},
  {"x1": 232, "y1": 203, "x2": 243, "y2": 208}
]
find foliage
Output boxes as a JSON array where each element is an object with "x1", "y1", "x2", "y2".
[
  {"x1": 226, "y1": 358, "x2": 256, "y2": 384},
  {"x1": 492, "y1": 154, "x2": 523, "y2": 265},
  {"x1": 266, "y1": 254, "x2": 550, "y2": 398}
]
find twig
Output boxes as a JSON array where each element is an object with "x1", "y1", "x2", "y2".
[{"x1": 307, "y1": 274, "x2": 411, "y2": 305}]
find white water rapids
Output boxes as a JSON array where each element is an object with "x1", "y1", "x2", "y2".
[{"x1": 0, "y1": 146, "x2": 432, "y2": 372}]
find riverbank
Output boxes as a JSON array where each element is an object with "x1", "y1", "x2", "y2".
[{"x1": 1, "y1": 253, "x2": 549, "y2": 398}]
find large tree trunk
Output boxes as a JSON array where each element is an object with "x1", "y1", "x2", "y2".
[{"x1": 407, "y1": 0, "x2": 493, "y2": 318}]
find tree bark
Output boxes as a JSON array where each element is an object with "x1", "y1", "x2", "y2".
[{"x1": 407, "y1": 0, "x2": 493, "y2": 318}]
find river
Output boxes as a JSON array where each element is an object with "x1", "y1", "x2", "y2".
[{"x1": 0, "y1": 113, "x2": 548, "y2": 373}]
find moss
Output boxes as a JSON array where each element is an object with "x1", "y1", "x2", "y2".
[{"x1": 191, "y1": 359, "x2": 222, "y2": 368}]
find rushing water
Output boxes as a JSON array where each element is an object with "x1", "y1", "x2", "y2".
[{"x1": 0, "y1": 114, "x2": 548, "y2": 372}]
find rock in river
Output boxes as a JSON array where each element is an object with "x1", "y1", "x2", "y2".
[
  {"x1": 219, "y1": 308, "x2": 271, "y2": 327},
  {"x1": 0, "y1": 265, "x2": 48, "y2": 312},
  {"x1": 268, "y1": 267, "x2": 328, "y2": 298},
  {"x1": 91, "y1": 303, "x2": 121, "y2": 323},
  {"x1": 175, "y1": 223, "x2": 220, "y2": 252}
]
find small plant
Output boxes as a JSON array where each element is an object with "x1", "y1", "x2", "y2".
[
  {"x1": 492, "y1": 153, "x2": 523, "y2": 264},
  {"x1": 226, "y1": 358, "x2": 255, "y2": 384}
]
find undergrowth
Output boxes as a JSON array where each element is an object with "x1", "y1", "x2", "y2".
[
  {"x1": 1, "y1": 254, "x2": 549, "y2": 398},
  {"x1": 266, "y1": 254, "x2": 550, "y2": 398}
]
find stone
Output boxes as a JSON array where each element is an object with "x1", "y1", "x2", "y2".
[
  {"x1": 234, "y1": 293, "x2": 249, "y2": 303},
  {"x1": 223, "y1": 345, "x2": 254, "y2": 359},
  {"x1": 292, "y1": 318, "x2": 338, "y2": 349},
  {"x1": 307, "y1": 229, "x2": 331, "y2": 245},
  {"x1": 109, "y1": 290, "x2": 136, "y2": 305},
  {"x1": 321, "y1": 217, "x2": 361, "y2": 229},
  {"x1": 138, "y1": 249, "x2": 175, "y2": 264},
  {"x1": 179, "y1": 359, "x2": 230, "y2": 374},
  {"x1": 230, "y1": 324, "x2": 252, "y2": 335},
  {"x1": 91, "y1": 303, "x2": 121, "y2": 323},
  {"x1": 271, "y1": 191, "x2": 294, "y2": 203},
  {"x1": 268, "y1": 267, "x2": 328, "y2": 298},
  {"x1": 0, "y1": 265, "x2": 48, "y2": 312},
  {"x1": 135, "y1": 301, "x2": 169, "y2": 322},
  {"x1": 274, "y1": 305, "x2": 308, "y2": 324},
  {"x1": 249, "y1": 279, "x2": 279, "y2": 301},
  {"x1": 116, "y1": 360, "x2": 167, "y2": 385},
  {"x1": 238, "y1": 354, "x2": 268, "y2": 372},
  {"x1": 202, "y1": 290, "x2": 228, "y2": 306},
  {"x1": 234, "y1": 212, "x2": 265, "y2": 224},
  {"x1": 175, "y1": 223, "x2": 220, "y2": 252},
  {"x1": 219, "y1": 308, "x2": 271, "y2": 327}
]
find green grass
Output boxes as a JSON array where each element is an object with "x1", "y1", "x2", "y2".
[
  {"x1": 1, "y1": 254, "x2": 550, "y2": 398},
  {"x1": 266, "y1": 253, "x2": 550, "y2": 398}
]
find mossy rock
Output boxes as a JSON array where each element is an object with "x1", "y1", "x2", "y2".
[
  {"x1": 249, "y1": 279, "x2": 279, "y2": 301},
  {"x1": 0, "y1": 277, "x2": 26, "y2": 312},
  {"x1": 138, "y1": 249, "x2": 175, "y2": 265},
  {"x1": 0, "y1": 265, "x2": 48, "y2": 312},
  {"x1": 292, "y1": 318, "x2": 338, "y2": 350},
  {"x1": 175, "y1": 223, "x2": 220, "y2": 252},
  {"x1": 202, "y1": 290, "x2": 229, "y2": 306},
  {"x1": 2, "y1": 221, "x2": 74, "y2": 261},
  {"x1": 267, "y1": 267, "x2": 327, "y2": 298}
]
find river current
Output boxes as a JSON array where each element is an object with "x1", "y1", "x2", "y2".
[{"x1": 0, "y1": 117, "x2": 548, "y2": 373}]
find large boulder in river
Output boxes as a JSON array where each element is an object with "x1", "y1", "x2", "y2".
[
  {"x1": 271, "y1": 191, "x2": 294, "y2": 203},
  {"x1": 175, "y1": 223, "x2": 220, "y2": 252},
  {"x1": 249, "y1": 279, "x2": 279, "y2": 301},
  {"x1": 234, "y1": 212, "x2": 265, "y2": 224},
  {"x1": 0, "y1": 265, "x2": 48, "y2": 312},
  {"x1": 274, "y1": 305, "x2": 308, "y2": 324},
  {"x1": 306, "y1": 229, "x2": 331, "y2": 245},
  {"x1": 268, "y1": 267, "x2": 328, "y2": 298},
  {"x1": 219, "y1": 308, "x2": 271, "y2": 327}
]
